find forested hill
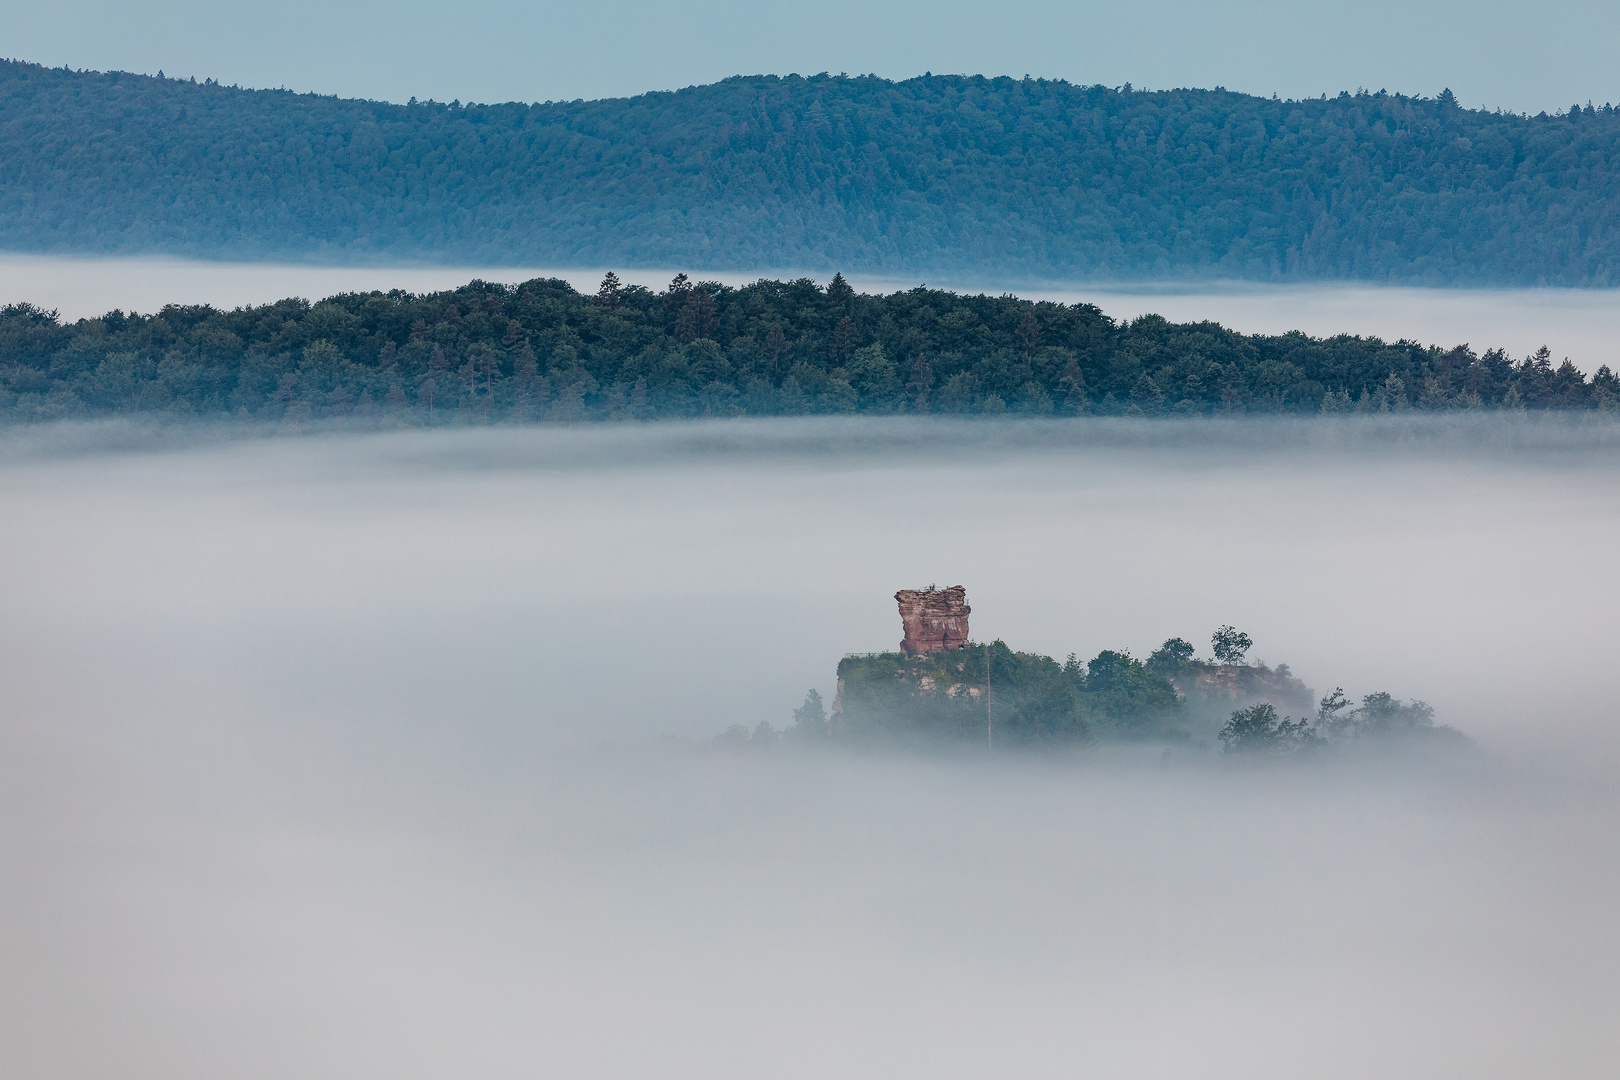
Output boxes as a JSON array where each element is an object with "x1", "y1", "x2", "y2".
[
  {"x1": 3, "y1": 62, "x2": 1620, "y2": 286},
  {"x1": 1, "y1": 273, "x2": 1613, "y2": 424}
]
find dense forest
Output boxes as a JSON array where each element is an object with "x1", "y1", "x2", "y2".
[
  {"x1": 727, "y1": 625, "x2": 1461, "y2": 753},
  {"x1": 3, "y1": 61, "x2": 1620, "y2": 284},
  {"x1": 1, "y1": 273, "x2": 1615, "y2": 423}
]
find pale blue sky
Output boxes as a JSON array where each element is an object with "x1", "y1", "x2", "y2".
[{"x1": 8, "y1": 0, "x2": 1619, "y2": 113}]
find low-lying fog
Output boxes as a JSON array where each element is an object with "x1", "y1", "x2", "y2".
[{"x1": 2, "y1": 416, "x2": 1616, "y2": 1079}]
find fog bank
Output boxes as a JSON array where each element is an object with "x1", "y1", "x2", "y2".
[{"x1": 1, "y1": 416, "x2": 1616, "y2": 1078}]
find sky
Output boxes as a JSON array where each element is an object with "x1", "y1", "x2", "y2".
[{"x1": 8, "y1": 0, "x2": 1620, "y2": 113}]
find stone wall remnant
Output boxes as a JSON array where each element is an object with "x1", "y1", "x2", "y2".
[{"x1": 895, "y1": 585, "x2": 971, "y2": 654}]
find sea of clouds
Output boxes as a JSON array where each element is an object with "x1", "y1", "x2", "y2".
[{"x1": 2, "y1": 415, "x2": 1616, "y2": 1079}]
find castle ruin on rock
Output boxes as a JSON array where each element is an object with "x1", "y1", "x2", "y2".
[{"x1": 895, "y1": 585, "x2": 971, "y2": 654}]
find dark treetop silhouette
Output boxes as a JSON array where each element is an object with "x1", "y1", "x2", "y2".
[{"x1": 0, "y1": 273, "x2": 1613, "y2": 424}]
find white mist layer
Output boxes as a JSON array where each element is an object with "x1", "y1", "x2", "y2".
[{"x1": 1, "y1": 416, "x2": 1617, "y2": 1079}]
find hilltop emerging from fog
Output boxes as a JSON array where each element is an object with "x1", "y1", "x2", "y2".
[
  {"x1": 721, "y1": 590, "x2": 1465, "y2": 755},
  {"x1": 1, "y1": 273, "x2": 1615, "y2": 425},
  {"x1": 3, "y1": 61, "x2": 1620, "y2": 285},
  {"x1": 727, "y1": 618, "x2": 1464, "y2": 755}
]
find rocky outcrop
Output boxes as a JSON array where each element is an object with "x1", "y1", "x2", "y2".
[{"x1": 895, "y1": 586, "x2": 971, "y2": 654}]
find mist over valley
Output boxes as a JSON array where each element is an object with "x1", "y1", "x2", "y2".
[
  {"x1": 4, "y1": 19, "x2": 1620, "y2": 1077},
  {"x1": 3, "y1": 418, "x2": 1618, "y2": 1077}
]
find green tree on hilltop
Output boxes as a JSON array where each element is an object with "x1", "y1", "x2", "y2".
[{"x1": 1212, "y1": 626, "x2": 1253, "y2": 666}]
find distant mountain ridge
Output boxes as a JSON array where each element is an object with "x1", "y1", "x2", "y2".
[{"x1": 2, "y1": 61, "x2": 1618, "y2": 285}]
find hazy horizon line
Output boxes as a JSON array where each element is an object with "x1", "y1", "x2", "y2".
[{"x1": 2, "y1": 56, "x2": 1571, "y2": 116}]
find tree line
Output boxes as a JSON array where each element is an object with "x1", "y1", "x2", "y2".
[
  {"x1": 1, "y1": 273, "x2": 1615, "y2": 424},
  {"x1": 4, "y1": 62, "x2": 1620, "y2": 284},
  {"x1": 1216, "y1": 691, "x2": 1455, "y2": 755},
  {"x1": 729, "y1": 625, "x2": 1460, "y2": 752}
]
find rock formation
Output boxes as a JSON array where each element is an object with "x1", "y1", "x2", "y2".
[{"x1": 895, "y1": 585, "x2": 971, "y2": 654}]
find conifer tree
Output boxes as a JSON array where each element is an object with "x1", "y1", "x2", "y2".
[
  {"x1": 909, "y1": 352, "x2": 933, "y2": 413},
  {"x1": 763, "y1": 324, "x2": 789, "y2": 375},
  {"x1": 1016, "y1": 310, "x2": 1042, "y2": 357},
  {"x1": 831, "y1": 316, "x2": 860, "y2": 364},
  {"x1": 1058, "y1": 359, "x2": 1089, "y2": 414}
]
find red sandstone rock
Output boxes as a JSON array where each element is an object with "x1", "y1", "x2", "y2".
[{"x1": 895, "y1": 586, "x2": 971, "y2": 654}]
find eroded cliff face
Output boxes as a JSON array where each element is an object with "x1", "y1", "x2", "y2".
[{"x1": 895, "y1": 586, "x2": 971, "y2": 654}]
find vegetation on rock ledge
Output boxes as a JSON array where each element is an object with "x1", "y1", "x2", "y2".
[{"x1": 726, "y1": 627, "x2": 1464, "y2": 755}]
